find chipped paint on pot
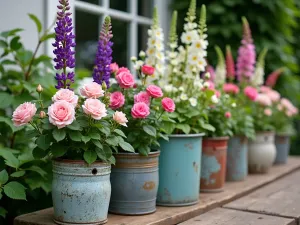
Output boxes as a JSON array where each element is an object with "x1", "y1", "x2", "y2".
[
  {"x1": 226, "y1": 136, "x2": 248, "y2": 181},
  {"x1": 157, "y1": 133, "x2": 204, "y2": 206},
  {"x1": 200, "y1": 137, "x2": 228, "y2": 192},
  {"x1": 52, "y1": 159, "x2": 111, "y2": 225},
  {"x1": 274, "y1": 134, "x2": 290, "y2": 164},
  {"x1": 109, "y1": 151, "x2": 159, "y2": 215},
  {"x1": 248, "y1": 132, "x2": 276, "y2": 173}
]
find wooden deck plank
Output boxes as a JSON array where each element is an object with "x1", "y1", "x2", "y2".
[
  {"x1": 224, "y1": 169, "x2": 300, "y2": 220},
  {"x1": 179, "y1": 208, "x2": 296, "y2": 225},
  {"x1": 14, "y1": 157, "x2": 300, "y2": 225}
]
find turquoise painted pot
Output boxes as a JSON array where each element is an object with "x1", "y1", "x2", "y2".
[
  {"x1": 274, "y1": 134, "x2": 290, "y2": 164},
  {"x1": 52, "y1": 159, "x2": 111, "y2": 225},
  {"x1": 157, "y1": 133, "x2": 204, "y2": 206},
  {"x1": 109, "y1": 151, "x2": 159, "y2": 215},
  {"x1": 226, "y1": 136, "x2": 248, "y2": 181}
]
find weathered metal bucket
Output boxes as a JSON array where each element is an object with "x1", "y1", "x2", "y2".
[
  {"x1": 200, "y1": 137, "x2": 228, "y2": 192},
  {"x1": 52, "y1": 159, "x2": 111, "y2": 225},
  {"x1": 109, "y1": 151, "x2": 159, "y2": 215},
  {"x1": 274, "y1": 134, "x2": 290, "y2": 164},
  {"x1": 157, "y1": 133, "x2": 204, "y2": 206},
  {"x1": 248, "y1": 132, "x2": 276, "y2": 173},
  {"x1": 226, "y1": 136, "x2": 248, "y2": 181}
]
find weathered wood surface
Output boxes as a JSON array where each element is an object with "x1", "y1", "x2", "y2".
[
  {"x1": 14, "y1": 157, "x2": 300, "y2": 225},
  {"x1": 179, "y1": 208, "x2": 296, "y2": 225},
  {"x1": 224, "y1": 168, "x2": 300, "y2": 220}
]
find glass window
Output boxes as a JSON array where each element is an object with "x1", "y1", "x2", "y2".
[
  {"x1": 138, "y1": 0, "x2": 153, "y2": 18},
  {"x1": 110, "y1": 0, "x2": 128, "y2": 12}
]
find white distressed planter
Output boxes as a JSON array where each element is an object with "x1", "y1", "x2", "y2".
[{"x1": 248, "y1": 132, "x2": 276, "y2": 173}]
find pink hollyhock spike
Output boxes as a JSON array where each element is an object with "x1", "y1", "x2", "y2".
[
  {"x1": 225, "y1": 45, "x2": 235, "y2": 79},
  {"x1": 265, "y1": 68, "x2": 284, "y2": 88}
]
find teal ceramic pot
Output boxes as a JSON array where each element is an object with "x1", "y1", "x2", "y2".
[
  {"x1": 157, "y1": 133, "x2": 204, "y2": 206},
  {"x1": 109, "y1": 151, "x2": 160, "y2": 215},
  {"x1": 226, "y1": 136, "x2": 248, "y2": 181},
  {"x1": 274, "y1": 134, "x2": 291, "y2": 164},
  {"x1": 52, "y1": 159, "x2": 111, "y2": 225}
]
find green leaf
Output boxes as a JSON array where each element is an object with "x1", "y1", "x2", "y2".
[
  {"x1": 28, "y1": 14, "x2": 42, "y2": 33},
  {"x1": 95, "y1": 145, "x2": 112, "y2": 161},
  {"x1": 0, "y1": 170, "x2": 8, "y2": 185},
  {"x1": 10, "y1": 171, "x2": 25, "y2": 178},
  {"x1": 0, "y1": 39, "x2": 7, "y2": 48},
  {"x1": 0, "y1": 116, "x2": 22, "y2": 133},
  {"x1": 92, "y1": 140, "x2": 103, "y2": 149},
  {"x1": 1, "y1": 59, "x2": 16, "y2": 65},
  {"x1": 2, "y1": 150, "x2": 20, "y2": 169},
  {"x1": 40, "y1": 33, "x2": 55, "y2": 42},
  {"x1": 113, "y1": 129, "x2": 126, "y2": 138},
  {"x1": 143, "y1": 125, "x2": 157, "y2": 137},
  {"x1": 41, "y1": 121, "x2": 55, "y2": 130},
  {"x1": 139, "y1": 145, "x2": 150, "y2": 156},
  {"x1": 105, "y1": 136, "x2": 119, "y2": 146},
  {"x1": 176, "y1": 124, "x2": 191, "y2": 134},
  {"x1": 68, "y1": 130, "x2": 82, "y2": 141},
  {"x1": 32, "y1": 147, "x2": 47, "y2": 159},
  {"x1": 99, "y1": 126, "x2": 110, "y2": 136},
  {"x1": 108, "y1": 155, "x2": 116, "y2": 164},
  {"x1": 25, "y1": 129, "x2": 39, "y2": 139},
  {"x1": 201, "y1": 123, "x2": 215, "y2": 132},
  {"x1": 81, "y1": 136, "x2": 91, "y2": 144},
  {"x1": 1, "y1": 28, "x2": 23, "y2": 38},
  {"x1": 16, "y1": 49, "x2": 33, "y2": 65},
  {"x1": 0, "y1": 207, "x2": 7, "y2": 218},
  {"x1": 0, "y1": 92, "x2": 13, "y2": 109},
  {"x1": 158, "y1": 133, "x2": 169, "y2": 141},
  {"x1": 33, "y1": 55, "x2": 52, "y2": 66},
  {"x1": 119, "y1": 141, "x2": 135, "y2": 152},
  {"x1": 51, "y1": 143, "x2": 67, "y2": 157},
  {"x1": 25, "y1": 166, "x2": 47, "y2": 177},
  {"x1": 36, "y1": 135, "x2": 51, "y2": 150},
  {"x1": 53, "y1": 129, "x2": 66, "y2": 142},
  {"x1": 84, "y1": 150, "x2": 97, "y2": 164},
  {"x1": 3, "y1": 181, "x2": 26, "y2": 200},
  {"x1": 10, "y1": 36, "x2": 22, "y2": 50},
  {"x1": 161, "y1": 121, "x2": 176, "y2": 134},
  {"x1": 89, "y1": 132, "x2": 100, "y2": 139},
  {"x1": 67, "y1": 121, "x2": 81, "y2": 130}
]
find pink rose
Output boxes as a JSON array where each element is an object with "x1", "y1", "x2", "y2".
[
  {"x1": 146, "y1": 85, "x2": 163, "y2": 98},
  {"x1": 131, "y1": 102, "x2": 150, "y2": 119},
  {"x1": 113, "y1": 111, "x2": 128, "y2": 127},
  {"x1": 244, "y1": 86, "x2": 258, "y2": 101},
  {"x1": 260, "y1": 86, "x2": 271, "y2": 93},
  {"x1": 48, "y1": 100, "x2": 75, "y2": 129},
  {"x1": 110, "y1": 92, "x2": 125, "y2": 109},
  {"x1": 225, "y1": 112, "x2": 231, "y2": 118},
  {"x1": 161, "y1": 97, "x2": 175, "y2": 112},
  {"x1": 256, "y1": 94, "x2": 272, "y2": 106},
  {"x1": 80, "y1": 82, "x2": 104, "y2": 99},
  {"x1": 12, "y1": 102, "x2": 37, "y2": 126},
  {"x1": 116, "y1": 71, "x2": 135, "y2": 89},
  {"x1": 82, "y1": 99, "x2": 107, "y2": 120},
  {"x1": 266, "y1": 90, "x2": 280, "y2": 103},
  {"x1": 110, "y1": 63, "x2": 119, "y2": 73},
  {"x1": 116, "y1": 67, "x2": 130, "y2": 75},
  {"x1": 264, "y1": 108, "x2": 272, "y2": 116},
  {"x1": 52, "y1": 89, "x2": 79, "y2": 107},
  {"x1": 223, "y1": 83, "x2": 240, "y2": 95},
  {"x1": 134, "y1": 92, "x2": 150, "y2": 105},
  {"x1": 141, "y1": 65, "x2": 155, "y2": 76}
]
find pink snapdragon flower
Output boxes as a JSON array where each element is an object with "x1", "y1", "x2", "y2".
[
  {"x1": 12, "y1": 102, "x2": 37, "y2": 126},
  {"x1": 244, "y1": 86, "x2": 258, "y2": 101},
  {"x1": 223, "y1": 83, "x2": 240, "y2": 95},
  {"x1": 265, "y1": 68, "x2": 283, "y2": 88},
  {"x1": 226, "y1": 45, "x2": 235, "y2": 79}
]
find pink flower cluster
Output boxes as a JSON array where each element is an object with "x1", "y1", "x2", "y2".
[
  {"x1": 260, "y1": 86, "x2": 280, "y2": 103},
  {"x1": 279, "y1": 98, "x2": 298, "y2": 117},
  {"x1": 223, "y1": 83, "x2": 240, "y2": 95},
  {"x1": 244, "y1": 86, "x2": 258, "y2": 101},
  {"x1": 255, "y1": 93, "x2": 272, "y2": 106}
]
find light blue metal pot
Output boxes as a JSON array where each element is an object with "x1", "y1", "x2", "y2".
[
  {"x1": 157, "y1": 133, "x2": 204, "y2": 206},
  {"x1": 274, "y1": 134, "x2": 291, "y2": 164},
  {"x1": 52, "y1": 159, "x2": 111, "y2": 225},
  {"x1": 226, "y1": 136, "x2": 248, "y2": 181},
  {"x1": 109, "y1": 151, "x2": 159, "y2": 215}
]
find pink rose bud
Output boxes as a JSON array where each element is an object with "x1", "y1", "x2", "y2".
[
  {"x1": 225, "y1": 111, "x2": 231, "y2": 118},
  {"x1": 109, "y1": 92, "x2": 125, "y2": 110},
  {"x1": 12, "y1": 102, "x2": 37, "y2": 126},
  {"x1": 134, "y1": 91, "x2": 150, "y2": 106},
  {"x1": 48, "y1": 100, "x2": 75, "y2": 129},
  {"x1": 39, "y1": 111, "x2": 46, "y2": 119},
  {"x1": 102, "y1": 81, "x2": 107, "y2": 91},
  {"x1": 141, "y1": 65, "x2": 155, "y2": 76},
  {"x1": 52, "y1": 89, "x2": 79, "y2": 107},
  {"x1": 223, "y1": 83, "x2": 240, "y2": 95},
  {"x1": 110, "y1": 62, "x2": 119, "y2": 73},
  {"x1": 244, "y1": 86, "x2": 258, "y2": 101},
  {"x1": 146, "y1": 85, "x2": 163, "y2": 98},
  {"x1": 82, "y1": 99, "x2": 107, "y2": 120},
  {"x1": 116, "y1": 67, "x2": 130, "y2": 75},
  {"x1": 113, "y1": 111, "x2": 128, "y2": 127},
  {"x1": 116, "y1": 71, "x2": 135, "y2": 89},
  {"x1": 161, "y1": 97, "x2": 175, "y2": 112},
  {"x1": 131, "y1": 102, "x2": 150, "y2": 119},
  {"x1": 80, "y1": 82, "x2": 104, "y2": 99},
  {"x1": 264, "y1": 108, "x2": 272, "y2": 116},
  {"x1": 36, "y1": 84, "x2": 43, "y2": 93}
]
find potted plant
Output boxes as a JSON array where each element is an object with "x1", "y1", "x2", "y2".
[{"x1": 12, "y1": 2, "x2": 134, "y2": 224}]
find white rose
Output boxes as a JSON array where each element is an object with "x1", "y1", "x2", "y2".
[
  {"x1": 189, "y1": 98, "x2": 197, "y2": 107},
  {"x1": 211, "y1": 95, "x2": 219, "y2": 104}
]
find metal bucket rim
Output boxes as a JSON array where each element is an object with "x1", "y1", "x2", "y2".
[
  {"x1": 204, "y1": 136, "x2": 229, "y2": 141},
  {"x1": 53, "y1": 158, "x2": 110, "y2": 166},
  {"x1": 168, "y1": 133, "x2": 205, "y2": 138},
  {"x1": 255, "y1": 131, "x2": 275, "y2": 136},
  {"x1": 275, "y1": 133, "x2": 292, "y2": 137},
  {"x1": 114, "y1": 150, "x2": 160, "y2": 158}
]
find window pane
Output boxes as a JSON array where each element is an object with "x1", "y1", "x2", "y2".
[
  {"x1": 138, "y1": 24, "x2": 150, "y2": 53},
  {"x1": 110, "y1": 0, "x2": 128, "y2": 12},
  {"x1": 77, "y1": 0, "x2": 101, "y2": 5},
  {"x1": 75, "y1": 10, "x2": 100, "y2": 70},
  {"x1": 111, "y1": 18, "x2": 128, "y2": 67},
  {"x1": 138, "y1": 0, "x2": 153, "y2": 18}
]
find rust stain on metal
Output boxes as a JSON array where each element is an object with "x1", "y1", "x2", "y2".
[
  {"x1": 193, "y1": 161, "x2": 199, "y2": 173},
  {"x1": 143, "y1": 181, "x2": 156, "y2": 190}
]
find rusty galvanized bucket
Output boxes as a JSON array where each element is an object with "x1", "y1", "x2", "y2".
[
  {"x1": 52, "y1": 159, "x2": 111, "y2": 225},
  {"x1": 109, "y1": 151, "x2": 159, "y2": 215},
  {"x1": 274, "y1": 134, "x2": 290, "y2": 164},
  {"x1": 157, "y1": 133, "x2": 204, "y2": 206},
  {"x1": 200, "y1": 137, "x2": 228, "y2": 192},
  {"x1": 226, "y1": 136, "x2": 248, "y2": 181}
]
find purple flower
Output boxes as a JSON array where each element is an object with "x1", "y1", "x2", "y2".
[
  {"x1": 236, "y1": 17, "x2": 256, "y2": 82},
  {"x1": 93, "y1": 16, "x2": 113, "y2": 87},
  {"x1": 53, "y1": 0, "x2": 76, "y2": 89}
]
